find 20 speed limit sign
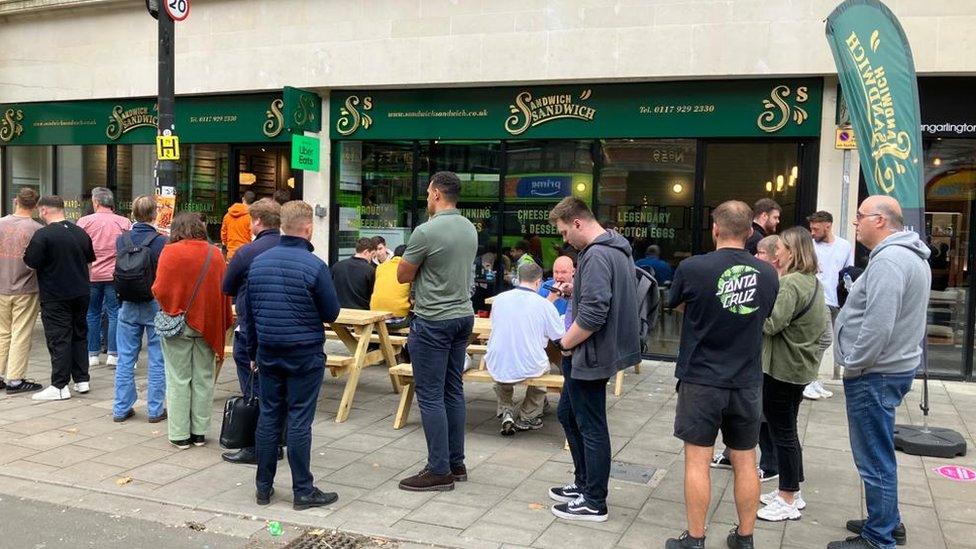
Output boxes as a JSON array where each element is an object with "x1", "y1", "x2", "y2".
[{"x1": 164, "y1": 0, "x2": 190, "y2": 21}]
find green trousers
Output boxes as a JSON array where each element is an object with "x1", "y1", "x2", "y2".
[{"x1": 161, "y1": 326, "x2": 215, "y2": 441}]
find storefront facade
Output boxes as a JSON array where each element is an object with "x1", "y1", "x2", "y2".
[
  {"x1": 329, "y1": 78, "x2": 824, "y2": 357},
  {"x1": 0, "y1": 91, "x2": 315, "y2": 239}
]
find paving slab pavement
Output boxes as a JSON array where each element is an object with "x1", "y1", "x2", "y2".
[{"x1": 0, "y1": 324, "x2": 974, "y2": 548}]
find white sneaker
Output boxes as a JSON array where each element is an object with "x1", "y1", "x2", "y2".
[
  {"x1": 88, "y1": 355, "x2": 100, "y2": 367},
  {"x1": 106, "y1": 355, "x2": 118, "y2": 367},
  {"x1": 815, "y1": 381, "x2": 834, "y2": 398},
  {"x1": 761, "y1": 489, "x2": 806, "y2": 510},
  {"x1": 803, "y1": 383, "x2": 821, "y2": 400},
  {"x1": 73, "y1": 382, "x2": 90, "y2": 394},
  {"x1": 32, "y1": 385, "x2": 71, "y2": 401},
  {"x1": 757, "y1": 494, "x2": 802, "y2": 521}
]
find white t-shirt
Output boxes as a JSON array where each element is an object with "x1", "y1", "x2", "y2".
[
  {"x1": 486, "y1": 287, "x2": 566, "y2": 383},
  {"x1": 814, "y1": 236, "x2": 853, "y2": 308}
]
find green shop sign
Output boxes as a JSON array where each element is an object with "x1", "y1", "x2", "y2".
[
  {"x1": 331, "y1": 79, "x2": 823, "y2": 141},
  {"x1": 0, "y1": 93, "x2": 294, "y2": 146}
]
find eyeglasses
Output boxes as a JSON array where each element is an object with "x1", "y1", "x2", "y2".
[{"x1": 855, "y1": 212, "x2": 882, "y2": 221}]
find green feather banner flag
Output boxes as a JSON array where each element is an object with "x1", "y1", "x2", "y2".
[{"x1": 825, "y1": 0, "x2": 924, "y2": 233}]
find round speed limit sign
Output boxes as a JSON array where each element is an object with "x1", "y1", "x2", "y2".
[{"x1": 164, "y1": 0, "x2": 190, "y2": 21}]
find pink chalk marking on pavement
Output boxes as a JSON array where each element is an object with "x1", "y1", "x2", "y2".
[{"x1": 933, "y1": 465, "x2": 976, "y2": 482}]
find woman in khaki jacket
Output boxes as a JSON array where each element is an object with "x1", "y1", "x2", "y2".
[{"x1": 756, "y1": 227, "x2": 829, "y2": 523}]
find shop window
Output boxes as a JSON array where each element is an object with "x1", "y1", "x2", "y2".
[
  {"x1": 596, "y1": 139, "x2": 695, "y2": 356},
  {"x1": 335, "y1": 141, "x2": 415, "y2": 259},
  {"x1": 115, "y1": 145, "x2": 157, "y2": 218},
  {"x1": 2, "y1": 146, "x2": 54, "y2": 214},
  {"x1": 701, "y1": 142, "x2": 801, "y2": 252},
  {"x1": 176, "y1": 144, "x2": 230, "y2": 242},
  {"x1": 923, "y1": 138, "x2": 976, "y2": 378},
  {"x1": 503, "y1": 140, "x2": 593, "y2": 273},
  {"x1": 57, "y1": 145, "x2": 109, "y2": 220}
]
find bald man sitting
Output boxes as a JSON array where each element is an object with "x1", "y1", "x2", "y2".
[
  {"x1": 828, "y1": 196, "x2": 929, "y2": 549},
  {"x1": 539, "y1": 255, "x2": 575, "y2": 317},
  {"x1": 486, "y1": 262, "x2": 565, "y2": 436}
]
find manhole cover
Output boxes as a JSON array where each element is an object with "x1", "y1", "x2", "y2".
[
  {"x1": 609, "y1": 461, "x2": 657, "y2": 484},
  {"x1": 282, "y1": 530, "x2": 396, "y2": 549}
]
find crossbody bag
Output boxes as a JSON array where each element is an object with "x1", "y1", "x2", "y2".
[{"x1": 153, "y1": 247, "x2": 214, "y2": 338}]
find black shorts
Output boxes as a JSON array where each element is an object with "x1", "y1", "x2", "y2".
[{"x1": 673, "y1": 381, "x2": 761, "y2": 450}]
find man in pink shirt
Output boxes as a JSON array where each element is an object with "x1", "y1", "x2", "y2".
[{"x1": 77, "y1": 187, "x2": 131, "y2": 367}]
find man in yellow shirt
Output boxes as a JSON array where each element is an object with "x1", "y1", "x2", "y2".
[{"x1": 370, "y1": 245, "x2": 411, "y2": 329}]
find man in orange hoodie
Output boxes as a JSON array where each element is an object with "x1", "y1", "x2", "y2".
[{"x1": 221, "y1": 191, "x2": 255, "y2": 261}]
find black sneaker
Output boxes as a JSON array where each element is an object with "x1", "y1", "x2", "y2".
[
  {"x1": 113, "y1": 409, "x2": 135, "y2": 423},
  {"x1": 846, "y1": 519, "x2": 906, "y2": 545},
  {"x1": 190, "y1": 434, "x2": 205, "y2": 447},
  {"x1": 710, "y1": 453, "x2": 732, "y2": 469},
  {"x1": 293, "y1": 487, "x2": 338, "y2": 510},
  {"x1": 726, "y1": 525, "x2": 754, "y2": 549},
  {"x1": 548, "y1": 483, "x2": 581, "y2": 503},
  {"x1": 170, "y1": 438, "x2": 191, "y2": 450},
  {"x1": 256, "y1": 486, "x2": 274, "y2": 506},
  {"x1": 550, "y1": 495, "x2": 608, "y2": 522},
  {"x1": 6, "y1": 379, "x2": 42, "y2": 394},
  {"x1": 515, "y1": 416, "x2": 543, "y2": 431},
  {"x1": 665, "y1": 531, "x2": 706, "y2": 549},
  {"x1": 827, "y1": 535, "x2": 881, "y2": 549},
  {"x1": 758, "y1": 468, "x2": 779, "y2": 483},
  {"x1": 0, "y1": 379, "x2": 5, "y2": 390}
]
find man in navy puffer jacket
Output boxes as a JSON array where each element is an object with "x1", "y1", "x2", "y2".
[
  {"x1": 246, "y1": 201, "x2": 341, "y2": 511},
  {"x1": 221, "y1": 198, "x2": 281, "y2": 465}
]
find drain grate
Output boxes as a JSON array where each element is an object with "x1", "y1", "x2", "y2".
[
  {"x1": 609, "y1": 461, "x2": 657, "y2": 484},
  {"x1": 283, "y1": 530, "x2": 396, "y2": 549}
]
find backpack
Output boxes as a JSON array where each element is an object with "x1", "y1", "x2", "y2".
[
  {"x1": 635, "y1": 265, "x2": 660, "y2": 353},
  {"x1": 114, "y1": 231, "x2": 160, "y2": 303}
]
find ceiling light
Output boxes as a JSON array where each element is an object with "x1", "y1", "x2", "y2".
[
  {"x1": 672, "y1": 183, "x2": 683, "y2": 194},
  {"x1": 765, "y1": 181, "x2": 773, "y2": 192},
  {"x1": 933, "y1": 157, "x2": 942, "y2": 166},
  {"x1": 776, "y1": 175, "x2": 785, "y2": 192}
]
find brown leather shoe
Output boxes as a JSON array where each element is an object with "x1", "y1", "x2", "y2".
[
  {"x1": 398, "y1": 468, "x2": 455, "y2": 492},
  {"x1": 451, "y1": 464, "x2": 467, "y2": 482}
]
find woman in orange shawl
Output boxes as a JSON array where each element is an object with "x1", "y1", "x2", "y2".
[{"x1": 152, "y1": 213, "x2": 232, "y2": 449}]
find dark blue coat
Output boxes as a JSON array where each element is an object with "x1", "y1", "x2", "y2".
[
  {"x1": 246, "y1": 235, "x2": 341, "y2": 366},
  {"x1": 222, "y1": 229, "x2": 280, "y2": 338}
]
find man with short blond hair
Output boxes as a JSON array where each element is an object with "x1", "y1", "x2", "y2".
[
  {"x1": 0, "y1": 187, "x2": 44, "y2": 394},
  {"x1": 247, "y1": 200, "x2": 341, "y2": 510}
]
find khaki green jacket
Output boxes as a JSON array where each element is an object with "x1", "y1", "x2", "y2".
[{"x1": 762, "y1": 272, "x2": 827, "y2": 385}]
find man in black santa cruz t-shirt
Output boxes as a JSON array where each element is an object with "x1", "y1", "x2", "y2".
[{"x1": 665, "y1": 200, "x2": 778, "y2": 549}]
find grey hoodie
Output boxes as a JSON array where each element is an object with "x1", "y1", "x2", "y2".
[
  {"x1": 834, "y1": 230, "x2": 931, "y2": 377},
  {"x1": 570, "y1": 230, "x2": 642, "y2": 381}
]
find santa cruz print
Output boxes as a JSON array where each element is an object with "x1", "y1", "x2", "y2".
[{"x1": 715, "y1": 265, "x2": 760, "y2": 315}]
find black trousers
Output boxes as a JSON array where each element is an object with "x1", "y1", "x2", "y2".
[
  {"x1": 40, "y1": 296, "x2": 90, "y2": 389},
  {"x1": 762, "y1": 373, "x2": 807, "y2": 492}
]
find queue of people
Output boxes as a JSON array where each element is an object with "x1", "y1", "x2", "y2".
[{"x1": 0, "y1": 173, "x2": 930, "y2": 546}]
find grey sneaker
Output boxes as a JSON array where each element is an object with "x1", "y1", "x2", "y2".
[
  {"x1": 515, "y1": 416, "x2": 543, "y2": 431},
  {"x1": 500, "y1": 411, "x2": 515, "y2": 436}
]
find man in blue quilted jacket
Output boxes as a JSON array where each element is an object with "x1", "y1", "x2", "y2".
[{"x1": 246, "y1": 200, "x2": 341, "y2": 511}]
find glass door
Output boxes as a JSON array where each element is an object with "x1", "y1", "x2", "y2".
[{"x1": 923, "y1": 138, "x2": 976, "y2": 379}]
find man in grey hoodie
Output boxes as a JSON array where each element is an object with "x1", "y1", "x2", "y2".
[
  {"x1": 545, "y1": 197, "x2": 640, "y2": 523},
  {"x1": 828, "y1": 196, "x2": 930, "y2": 549}
]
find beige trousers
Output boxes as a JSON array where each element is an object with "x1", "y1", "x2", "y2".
[
  {"x1": 494, "y1": 382, "x2": 548, "y2": 421},
  {"x1": 0, "y1": 293, "x2": 40, "y2": 381}
]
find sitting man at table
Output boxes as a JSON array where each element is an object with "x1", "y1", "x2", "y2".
[
  {"x1": 370, "y1": 244, "x2": 412, "y2": 331},
  {"x1": 539, "y1": 255, "x2": 575, "y2": 317},
  {"x1": 246, "y1": 200, "x2": 341, "y2": 510},
  {"x1": 331, "y1": 237, "x2": 376, "y2": 310},
  {"x1": 486, "y1": 262, "x2": 566, "y2": 435}
]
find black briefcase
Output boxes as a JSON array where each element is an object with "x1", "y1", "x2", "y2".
[{"x1": 219, "y1": 371, "x2": 259, "y2": 449}]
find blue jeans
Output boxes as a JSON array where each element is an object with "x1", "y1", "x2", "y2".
[
  {"x1": 113, "y1": 301, "x2": 165, "y2": 418},
  {"x1": 87, "y1": 281, "x2": 119, "y2": 356},
  {"x1": 844, "y1": 371, "x2": 915, "y2": 549},
  {"x1": 255, "y1": 356, "x2": 324, "y2": 498},
  {"x1": 408, "y1": 316, "x2": 473, "y2": 475},
  {"x1": 557, "y1": 356, "x2": 611, "y2": 508}
]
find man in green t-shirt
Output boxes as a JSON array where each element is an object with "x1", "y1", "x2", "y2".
[{"x1": 396, "y1": 171, "x2": 478, "y2": 492}]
